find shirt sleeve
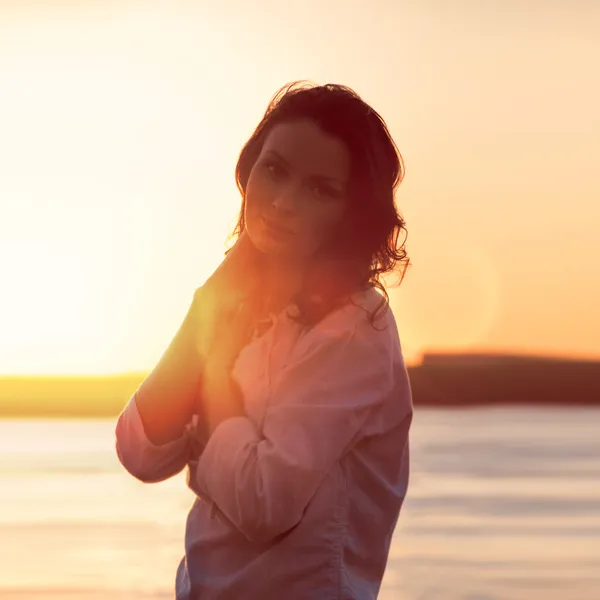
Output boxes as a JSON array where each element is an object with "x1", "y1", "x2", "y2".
[
  {"x1": 115, "y1": 392, "x2": 206, "y2": 483},
  {"x1": 186, "y1": 320, "x2": 393, "y2": 543}
]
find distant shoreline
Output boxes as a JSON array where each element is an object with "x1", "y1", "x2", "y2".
[{"x1": 1, "y1": 352, "x2": 598, "y2": 418}]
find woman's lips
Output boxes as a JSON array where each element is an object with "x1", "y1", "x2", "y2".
[{"x1": 262, "y1": 216, "x2": 295, "y2": 237}]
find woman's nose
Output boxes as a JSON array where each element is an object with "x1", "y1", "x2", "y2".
[{"x1": 270, "y1": 182, "x2": 299, "y2": 213}]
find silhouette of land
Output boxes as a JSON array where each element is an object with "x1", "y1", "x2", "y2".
[
  {"x1": 409, "y1": 352, "x2": 600, "y2": 406},
  {"x1": 0, "y1": 352, "x2": 598, "y2": 418}
]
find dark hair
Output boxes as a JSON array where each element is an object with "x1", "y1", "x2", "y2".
[{"x1": 227, "y1": 81, "x2": 410, "y2": 329}]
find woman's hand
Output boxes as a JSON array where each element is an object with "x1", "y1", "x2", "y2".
[
  {"x1": 204, "y1": 299, "x2": 256, "y2": 376},
  {"x1": 192, "y1": 229, "x2": 264, "y2": 429},
  {"x1": 194, "y1": 230, "x2": 263, "y2": 361},
  {"x1": 199, "y1": 298, "x2": 257, "y2": 434},
  {"x1": 203, "y1": 229, "x2": 263, "y2": 303}
]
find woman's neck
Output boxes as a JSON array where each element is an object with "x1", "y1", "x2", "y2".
[{"x1": 258, "y1": 258, "x2": 305, "y2": 316}]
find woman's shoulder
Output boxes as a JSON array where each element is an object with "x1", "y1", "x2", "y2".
[
  {"x1": 283, "y1": 287, "x2": 405, "y2": 399},
  {"x1": 322, "y1": 286, "x2": 392, "y2": 329},
  {"x1": 297, "y1": 286, "x2": 399, "y2": 352}
]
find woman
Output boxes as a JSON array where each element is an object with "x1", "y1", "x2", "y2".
[{"x1": 115, "y1": 81, "x2": 413, "y2": 599}]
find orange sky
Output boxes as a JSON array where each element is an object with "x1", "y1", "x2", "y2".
[{"x1": 0, "y1": 1, "x2": 598, "y2": 374}]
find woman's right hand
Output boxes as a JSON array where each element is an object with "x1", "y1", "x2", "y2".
[
  {"x1": 203, "y1": 229, "x2": 262, "y2": 298},
  {"x1": 194, "y1": 229, "x2": 264, "y2": 360}
]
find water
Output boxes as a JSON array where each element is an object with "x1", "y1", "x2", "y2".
[{"x1": 0, "y1": 408, "x2": 598, "y2": 600}]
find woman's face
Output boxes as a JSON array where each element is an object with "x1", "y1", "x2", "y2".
[{"x1": 244, "y1": 118, "x2": 350, "y2": 265}]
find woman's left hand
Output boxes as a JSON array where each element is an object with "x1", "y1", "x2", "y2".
[
  {"x1": 205, "y1": 299, "x2": 256, "y2": 376},
  {"x1": 198, "y1": 299, "x2": 256, "y2": 434}
]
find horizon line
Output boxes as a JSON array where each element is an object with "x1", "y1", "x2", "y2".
[{"x1": 1, "y1": 349, "x2": 599, "y2": 379}]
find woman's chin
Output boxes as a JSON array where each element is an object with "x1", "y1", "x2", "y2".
[
  {"x1": 261, "y1": 241, "x2": 305, "y2": 266},
  {"x1": 251, "y1": 231, "x2": 283, "y2": 253}
]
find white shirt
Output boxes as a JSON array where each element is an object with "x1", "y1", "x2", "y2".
[{"x1": 115, "y1": 286, "x2": 413, "y2": 599}]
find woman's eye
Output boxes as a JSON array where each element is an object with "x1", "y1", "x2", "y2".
[
  {"x1": 265, "y1": 162, "x2": 284, "y2": 179},
  {"x1": 312, "y1": 184, "x2": 338, "y2": 201}
]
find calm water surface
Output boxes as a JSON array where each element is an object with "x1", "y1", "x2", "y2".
[{"x1": 0, "y1": 407, "x2": 598, "y2": 599}]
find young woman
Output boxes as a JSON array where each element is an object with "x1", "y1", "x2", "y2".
[{"x1": 115, "y1": 81, "x2": 413, "y2": 599}]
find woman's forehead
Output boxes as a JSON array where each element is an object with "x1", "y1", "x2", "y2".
[{"x1": 261, "y1": 119, "x2": 350, "y2": 185}]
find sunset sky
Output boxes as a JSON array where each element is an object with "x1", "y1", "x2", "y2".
[{"x1": 1, "y1": 1, "x2": 598, "y2": 375}]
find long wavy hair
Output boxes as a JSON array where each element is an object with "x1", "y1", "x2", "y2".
[{"x1": 226, "y1": 81, "x2": 410, "y2": 329}]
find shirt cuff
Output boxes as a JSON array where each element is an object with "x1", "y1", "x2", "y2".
[{"x1": 115, "y1": 393, "x2": 205, "y2": 483}]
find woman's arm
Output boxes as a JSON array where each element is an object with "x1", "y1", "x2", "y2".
[
  {"x1": 134, "y1": 229, "x2": 260, "y2": 445},
  {"x1": 115, "y1": 391, "x2": 198, "y2": 483},
  {"x1": 115, "y1": 230, "x2": 262, "y2": 480},
  {"x1": 134, "y1": 287, "x2": 206, "y2": 446},
  {"x1": 114, "y1": 288, "x2": 209, "y2": 483}
]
